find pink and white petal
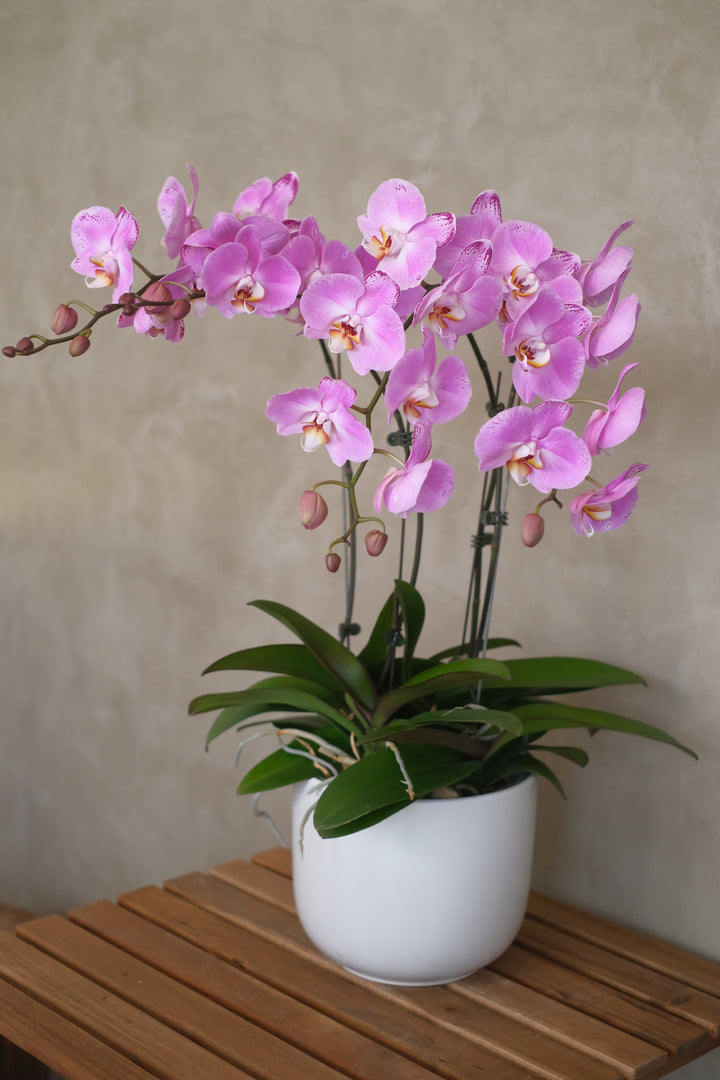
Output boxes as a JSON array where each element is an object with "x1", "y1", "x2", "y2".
[
  {"x1": 358, "y1": 271, "x2": 400, "y2": 313},
  {"x1": 113, "y1": 206, "x2": 139, "y2": 251},
  {"x1": 597, "y1": 387, "x2": 646, "y2": 448},
  {"x1": 409, "y1": 212, "x2": 456, "y2": 248},
  {"x1": 325, "y1": 410, "x2": 374, "y2": 466},
  {"x1": 430, "y1": 355, "x2": 472, "y2": 423},
  {"x1": 348, "y1": 308, "x2": 406, "y2": 374},
  {"x1": 362, "y1": 179, "x2": 427, "y2": 232},
  {"x1": 255, "y1": 255, "x2": 301, "y2": 313},
  {"x1": 266, "y1": 387, "x2": 324, "y2": 433},
  {"x1": 474, "y1": 406, "x2": 536, "y2": 471},
  {"x1": 412, "y1": 459, "x2": 455, "y2": 513},
  {"x1": 534, "y1": 427, "x2": 591, "y2": 492},
  {"x1": 589, "y1": 294, "x2": 641, "y2": 361},
  {"x1": 300, "y1": 274, "x2": 364, "y2": 333},
  {"x1": 70, "y1": 206, "x2": 117, "y2": 258}
]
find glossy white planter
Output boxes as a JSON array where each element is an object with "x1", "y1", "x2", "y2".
[{"x1": 291, "y1": 773, "x2": 537, "y2": 985}]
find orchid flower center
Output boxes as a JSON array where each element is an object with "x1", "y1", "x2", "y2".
[
  {"x1": 403, "y1": 384, "x2": 440, "y2": 420},
  {"x1": 301, "y1": 411, "x2": 332, "y2": 451},
  {"x1": 506, "y1": 442, "x2": 543, "y2": 485},
  {"x1": 428, "y1": 296, "x2": 464, "y2": 332},
  {"x1": 365, "y1": 225, "x2": 405, "y2": 262},
  {"x1": 232, "y1": 276, "x2": 265, "y2": 313},
  {"x1": 578, "y1": 501, "x2": 613, "y2": 535},
  {"x1": 89, "y1": 254, "x2": 116, "y2": 288},
  {"x1": 329, "y1": 315, "x2": 361, "y2": 353},
  {"x1": 507, "y1": 264, "x2": 540, "y2": 300},
  {"x1": 515, "y1": 336, "x2": 551, "y2": 369}
]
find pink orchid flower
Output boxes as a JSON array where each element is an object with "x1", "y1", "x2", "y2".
[
  {"x1": 503, "y1": 291, "x2": 590, "y2": 403},
  {"x1": 70, "y1": 205, "x2": 139, "y2": 302},
  {"x1": 233, "y1": 172, "x2": 299, "y2": 221},
  {"x1": 475, "y1": 400, "x2": 591, "y2": 493},
  {"x1": 157, "y1": 164, "x2": 201, "y2": 260},
  {"x1": 578, "y1": 221, "x2": 633, "y2": 307},
  {"x1": 357, "y1": 179, "x2": 455, "y2": 290},
  {"x1": 570, "y1": 463, "x2": 648, "y2": 536},
  {"x1": 201, "y1": 224, "x2": 300, "y2": 318},
  {"x1": 413, "y1": 241, "x2": 503, "y2": 349},
  {"x1": 583, "y1": 363, "x2": 646, "y2": 455},
  {"x1": 300, "y1": 271, "x2": 405, "y2": 375},
  {"x1": 265, "y1": 376, "x2": 374, "y2": 467},
  {"x1": 583, "y1": 271, "x2": 641, "y2": 368},
  {"x1": 284, "y1": 217, "x2": 363, "y2": 292},
  {"x1": 433, "y1": 189, "x2": 503, "y2": 278},
  {"x1": 374, "y1": 421, "x2": 455, "y2": 518},
  {"x1": 490, "y1": 220, "x2": 581, "y2": 324},
  {"x1": 385, "y1": 326, "x2": 472, "y2": 425}
]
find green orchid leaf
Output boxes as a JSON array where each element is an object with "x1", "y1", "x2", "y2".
[
  {"x1": 250, "y1": 599, "x2": 377, "y2": 711},
  {"x1": 394, "y1": 579, "x2": 425, "y2": 680},
  {"x1": 428, "y1": 639, "x2": 521, "y2": 662},
  {"x1": 190, "y1": 686, "x2": 362, "y2": 737},
  {"x1": 513, "y1": 702, "x2": 697, "y2": 758},
  {"x1": 483, "y1": 753, "x2": 567, "y2": 799},
  {"x1": 202, "y1": 642, "x2": 342, "y2": 690},
  {"x1": 240, "y1": 674, "x2": 345, "y2": 705},
  {"x1": 357, "y1": 590, "x2": 396, "y2": 677},
  {"x1": 374, "y1": 658, "x2": 510, "y2": 726},
  {"x1": 531, "y1": 745, "x2": 590, "y2": 768},
  {"x1": 479, "y1": 656, "x2": 646, "y2": 704},
  {"x1": 312, "y1": 744, "x2": 479, "y2": 838},
  {"x1": 237, "y1": 747, "x2": 331, "y2": 794},
  {"x1": 357, "y1": 707, "x2": 522, "y2": 742}
]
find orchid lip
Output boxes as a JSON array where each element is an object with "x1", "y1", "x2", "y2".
[
  {"x1": 515, "y1": 336, "x2": 551, "y2": 369},
  {"x1": 507, "y1": 264, "x2": 540, "y2": 299},
  {"x1": 232, "y1": 278, "x2": 265, "y2": 312},
  {"x1": 301, "y1": 421, "x2": 331, "y2": 451},
  {"x1": 329, "y1": 317, "x2": 362, "y2": 352}
]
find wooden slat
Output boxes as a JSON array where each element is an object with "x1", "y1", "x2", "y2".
[
  {"x1": 119, "y1": 883, "x2": 542, "y2": 1080},
  {"x1": 0, "y1": 932, "x2": 254, "y2": 1080},
  {"x1": 18, "y1": 915, "x2": 348, "y2": 1080},
  {"x1": 528, "y1": 894, "x2": 720, "y2": 997},
  {"x1": 251, "y1": 846, "x2": 292, "y2": 878},
  {"x1": 164, "y1": 872, "x2": 627, "y2": 1080},
  {"x1": 492, "y1": 945, "x2": 709, "y2": 1057},
  {"x1": 0, "y1": 975, "x2": 156, "y2": 1080},
  {"x1": 211, "y1": 857, "x2": 296, "y2": 912},
  {"x1": 69, "y1": 899, "x2": 443, "y2": 1080},
  {"x1": 453, "y1": 965, "x2": 667, "y2": 1080},
  {"x1": 518, "y1": 918, "x2": 720, "y2": 1036}
]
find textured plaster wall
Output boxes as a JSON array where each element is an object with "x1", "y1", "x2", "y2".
[{"x1": 1, "y1": 3, "x2": 718, "y2": 1071}]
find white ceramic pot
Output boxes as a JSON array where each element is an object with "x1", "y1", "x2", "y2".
[{"x1": 291, "y1": 773, "x2": 537, "y2": 985}]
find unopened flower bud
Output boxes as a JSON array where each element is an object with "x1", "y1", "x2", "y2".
[
  {"x1": 521, "y1": 513, "x2": 545, "y2": 548},
  {"x1": 117, "y1": 293, "x2": 135, "y2": 305},
  {"x1": 2, "y1": 346, "x2": 16, "y2": 357},
  {"x1": 171, "y1": 298, "x2": 192, "y2": 321},
  {"x1": 50, "y1": 304, "x2": 78, "y2": 335},
  {"x1": 364, "y1": 529, "x2": 388, "y2": 557},
  {"x1": 325, "y1": 552, "x2": 341, "y2": 573},
  {"x1": 68, "y1": 334, "x2": 91, "y2": 357},
  {"x1": 143, "y1": 282, "x2": 173, "y2": 324},
  {"x1": 299, "y1": 489, "x2": 328, "y2": 530},
  {"x1": 15, "y1": 337, "x2": 33, "y2": 354}
]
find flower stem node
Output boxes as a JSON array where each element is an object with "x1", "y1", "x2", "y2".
[
  {"x1": 325, "y1": 552, "x2": 342, "y2": 573},
  {"x1": 50, "y1": 304, "x2": 79, "y2": 335},
  {"x1": 521, "y1": 512, "x2": 545, "y2": 548},
  {"x1": 299, "y1": 489, "x2": 329, "y2": 530},
  {"x1": 364, "y1": 529, "x2": 388, "y2": 557},
  {"x1": 68, "y1": 334, "x2": 91, "y2": 357}
]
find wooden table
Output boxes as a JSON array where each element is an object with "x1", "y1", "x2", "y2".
[{"x1": 1, "y1": 847, "x2": 719, "y2": 1080}]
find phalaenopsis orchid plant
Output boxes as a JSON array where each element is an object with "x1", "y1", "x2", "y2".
[{"x1": 5, "y1": 169, "x2": 695, "y2": 836}]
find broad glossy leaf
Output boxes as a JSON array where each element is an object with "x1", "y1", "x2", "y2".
[
  {"x1": 479, "y1": 657, "x2": 646, "y2": 703},
  {"x1": 482, "y1": 753, "x2": 567, "y2": 798},
  {"x1": 237, "y1": 747, "x2": 329, "y2": 793},
  {"x1": 190, "y1": 686, "x2": 363, "y2": 737},
  {"x1": 203, "y1": 642, "x2": 342, "y2": 691},
  {"x1": 312, "y1": 744, "x2": 479, "y2": 837},
  {"x1": 374, "y1": 658, "x2": 510, "y2": 725},
  {"x1": 394, "y1": 579, "x2": 425, "y2": 680},
  {"x1": 429, "y1": 638, "x2": 521, "y2": 662},
  {"x1": 250, "y1": 600, "x2": 377, "y2": 711},
  {"x1": 357, "y1": 591, "x2": 396, "y2": 677},
  {"x1": 357, "y1": 707, "x2": 522, "y2": 741},
  {"x1": 513, "y1": 703, "x2": 697, "y2": 758},
  {"x1": 532, "y1": 745, "x2": 590, "y2": 768}
]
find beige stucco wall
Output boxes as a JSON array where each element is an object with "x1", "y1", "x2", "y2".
[{"x1": 1, "y1": 3, "x2": 718, "y2": 1071}]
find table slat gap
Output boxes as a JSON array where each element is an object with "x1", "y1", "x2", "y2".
[{"x1": 251, "y1": 847, "x2": 292, "y2": 878}]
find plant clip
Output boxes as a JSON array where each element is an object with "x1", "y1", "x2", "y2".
[
  {"x1": 339, "y1": 621, "x2": 362, "y2": 637},
  {"x1": 386, "y1": 430, "x2": 414, "y2": 447},
  {"x1": 479, "y1": 510, "x2": 509, "y2": 527}
]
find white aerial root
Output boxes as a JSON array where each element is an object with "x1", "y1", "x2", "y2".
[{"x1": 386, "y1": 740, "x2": 415, "y2": 800}]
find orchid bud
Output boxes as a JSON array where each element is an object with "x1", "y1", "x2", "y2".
[
  {"x1": 364, "y1": 529, "x2": 388, "y2": 557},
  {"x1": 521, "y1": 513, "x2": 545, "y2": 548},
  {"x1": 299, "y1": 489, "x2": 329, "y2": 530},
  {"x1": 325, "y1": 552, "x2": 341, "y2": 573},
  {"x1": 2, "y1": 346, "x2": 16, "y2": 357},
  {"x1": 15, "y1": 337, "x2": 33, "y2": 354},
  {"x1": 171, "y1": 298, "x2": 192, "y2": 321},
  {"x1": 143, "y1": 282, "x2": 173, "y2": 324},
  {"x1": 117, "y1": 293, "x2": 135, "y2": 305},
  {"x1": 50, "y1": 304, "x2": 78, "y2": 335},
  {"x1": 68, "y1": 334, "x2": 91, "y2": 357}
]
